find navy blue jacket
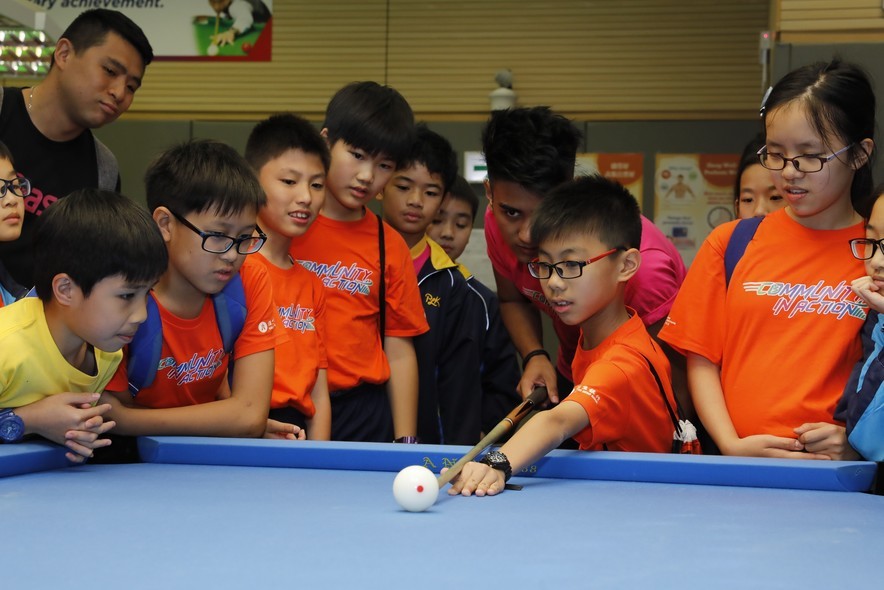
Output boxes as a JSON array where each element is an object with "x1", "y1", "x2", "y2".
[
  {"x1": 461, "y1": 269, "x2": 522, "y2": 434},
  {"x1": 413, "y1": 239, "x2": 485, "y2": 444},
  {"x1": 836, "y1": 309, "x2": 883, "y2": 441}
]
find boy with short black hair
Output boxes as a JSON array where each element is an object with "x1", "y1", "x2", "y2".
[
  {"x1": 0, "y1": 9, "x2": 154, "y2": 287},
  {"x1": 482, "y1": 106, "x2": 686, "y2": 406},
  {"x1": 291, "y1": 81, "x2": 428, "y2": 443},
  {"x1": 427, "y1": 176, "x2": 522, "y2": 435},
  {"x1": 0, "y1": 188, "x2": 166, "y2": 462},
  {"x1": 102, "y1": 140, "x2": 290, "y2": 439},
  {"x1": 427, "y1": 175, "x2": 477, "y2": 263},
  {"x1": 450, "y1": 175, "x2": 678, "y2": 497},
  {"x1": 244, "y1": 113, "x2": 332, "y2": 440},
  {"x1": 380, "y1": 125, "x2": 489, "y2": 444}
]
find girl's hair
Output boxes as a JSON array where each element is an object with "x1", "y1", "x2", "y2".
[
  {"x1": 734, "y1": 133, "x2": 766, "y2": 205},
  {"x1": 762, "y1": 58, "x2": 876, "y2": 215},
  {"x1": 0, "y1": 140, "x2": 13, "y2": 164}
]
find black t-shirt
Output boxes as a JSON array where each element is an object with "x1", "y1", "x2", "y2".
[{"x1": 0, "y1": 88, "x2": 101, "y2": 287}]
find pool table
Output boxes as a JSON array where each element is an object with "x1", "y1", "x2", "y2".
[{"x1": 2, "y1": 437, "x2": 882, "y2": 588}]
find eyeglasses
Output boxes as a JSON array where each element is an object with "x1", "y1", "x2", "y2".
[
  {"x1": 849, "y1": 238, "x2": 884, "y2": 260},
  {"x1": 757, "y1": 144, "x2": 854, "y2": 173},
  {"x1": 0, "y1": 177, "x2": 31, "y2": 198},
  {"x1": 527, "y1": 248, "x2": 622, "y2": 280},
  {"x1": 170, "y1": 210, "x2": 266, "y2": 255}
]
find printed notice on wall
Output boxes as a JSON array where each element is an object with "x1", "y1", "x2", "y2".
[
  {"x1": 576, "y1": 153, "x2": 644, "y2": 204},
  {"x1": 654, "y1": 153, "x2": 738, "y2": 265},
  {"x1": 29, "y1": 0, "x2": 272, "y2": 60}
]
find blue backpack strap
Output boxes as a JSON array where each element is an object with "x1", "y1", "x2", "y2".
[
  {"x1": 212, "y1": 273, "x2": 247, "y2": 386},
  {"x1": 212, "y1": 273, "x2": 247, "y2": 355},
  {"x1": 724, "y1": 216, "x2": 763, "y2": 289},
  {"x1": 127, "y1": 293, "x2": 164, "y2": 395}
]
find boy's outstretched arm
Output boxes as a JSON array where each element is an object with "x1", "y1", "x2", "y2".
[
  {"x1": 102, "y1": 349, "x2": 274, "y2": 438},
  {"x1": 494, "y1": 270, "x2": 558, "y2": 402},
  {"x1": 13, "y1": 392, "x2": 116, "y2": 463},
  {"x1": 384, "y1": 336, "x2": 418, "y2": 440},
  {"x1": 448, "y1": 401, "x2": 587, "y2": 497}
]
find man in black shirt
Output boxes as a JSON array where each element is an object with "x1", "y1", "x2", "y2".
[{"x1": 0, "y1": 9, "x2": 153, "y2": 287}]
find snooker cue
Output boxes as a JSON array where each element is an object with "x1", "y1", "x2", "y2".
[
  {"x1": 213, "y1": 13, "x2": 220, "y2": 40},
  {"x1": 436, "y1": 386, "x2": 548, "y2": 488}
]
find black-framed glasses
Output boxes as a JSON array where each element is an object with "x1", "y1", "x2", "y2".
[
  {"x1": 849, "y1": 238, "x2": 884, "y2": 260},
  {"x1": 170, "y1": 210, "x2": 266, "y2": 255},
  {"x1": 527, "y1": 248, "x2": 622, "y2": 280},
  {"x1": 0, "y1": 177, "x2": 31, "y2": 198},
  {"x1": 757, "y1": 144, "x2": 854, "y2": 173}
]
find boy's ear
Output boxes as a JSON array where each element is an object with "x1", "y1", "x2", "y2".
[
  {"x1": 153, "y1": 207, "x2": 174, "y2": 242},
  {"x1": 617, "y1": 248, "x2": 641, "y2": 284},
  {"x1": 320, "y1": 128, "x2": 331, "y2": 147},
  {"x1": 51, "y1": 273, "x2": 81, "y2": 308},
  {"x1": 853, "y1": 138, "x2": 875, "y2": 169},
  {"x1": 483, "y1": 179, "x2": 493, "y2": 204}
]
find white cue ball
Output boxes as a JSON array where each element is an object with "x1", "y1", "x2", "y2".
[
  {"x1": 207, "y1": 43, "x2": 219, "y2": 56},
  {"x1": 393, "y1": 465, "x2": 439, "y2": 512}
]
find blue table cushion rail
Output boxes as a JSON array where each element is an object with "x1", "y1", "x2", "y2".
[
  {"x1": 2, "y1": 436, "x2": 876, "y2": 493},
  {"x1": 137, "y1": 436, "x2": 876, "y2": 493}
]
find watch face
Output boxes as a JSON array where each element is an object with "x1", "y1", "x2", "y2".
[
  {"x1": 0, "y1": 412, "x2": 24, "y2": 442},
  {"x1": 485, "y1": 451, "x2": 507, "y2": 467}
]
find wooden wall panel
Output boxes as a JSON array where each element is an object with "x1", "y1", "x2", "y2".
[
  {"x1": 29, "y1": 1, "x2": 773, "y2": 121},
  {"x1": 777, "y1": 0, "x2": 884, "y2": 42}
]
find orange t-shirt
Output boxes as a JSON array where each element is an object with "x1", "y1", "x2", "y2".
[
  {"x1": 659, "y1": 209, "x2": 866, "y2": 438},
  {"x1": 566, "y1": 310, "x2": 676, "y2": 452},
  {"x1": 290, "y1": 210, "x2": 429, "y2": 391},
  {"x1": 106, "y1": 260, "x2": 278, "y2": 408},
  {"x1": 246, "y1": 255, "x2": 328, "y2": 416}
]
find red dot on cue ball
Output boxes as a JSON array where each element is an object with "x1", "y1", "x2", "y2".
[{"x1": 417, "y1": 485, "x2": 424, "y2": 493}]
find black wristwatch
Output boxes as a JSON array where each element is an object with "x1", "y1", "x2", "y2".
[
  {"x1": 0, "y1": 409, "x2": 25, "y2": 443},
  {"x1": 479, "y1": 450, "x2": 512, "y2": 483}
]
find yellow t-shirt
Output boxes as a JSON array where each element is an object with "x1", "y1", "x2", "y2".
[{"x1": 0, "y1": 298, "x2": 122, "y2": 408}]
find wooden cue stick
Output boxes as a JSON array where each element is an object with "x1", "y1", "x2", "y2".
[
  {"x1": 213, "y1": 13, "x2": 220, "y2": 39},
  {"x1": 436, "y1": 386, "x2": 548, "y2": 488}
]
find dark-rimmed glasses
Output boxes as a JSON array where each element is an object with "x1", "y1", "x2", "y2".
[
  {"x1": 757, "y1": 144, "x2": 854, "y2": 173},
  {"x1": 170, "y1": 210, "x2": 266, "y2": 255},
  {"x1": 849, "y1": 238, "x2": 884, "y2": 261},
  {"x1": 527, "y1": 248, "x2": 622, "y2": 280},
  {"x1": 0, "y1": 177, "x2": 31, "y2": 198}
]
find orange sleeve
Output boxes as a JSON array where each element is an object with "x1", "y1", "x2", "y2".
[
  {"x1": 233, "y1": 260, "x2": 279, "y2": 360},
  {"x1": 567, "y1": 361, "x2": 632, "y2": 449},
  {"x1": 382, "y1": 223, "x2": 429, "y2": 338},
  {"x1": 658, "y1": 221, "x2": 738, "y2": 365}
]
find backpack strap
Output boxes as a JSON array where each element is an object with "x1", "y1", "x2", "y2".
[
  {"x1": 213, "y1": 273, "x2": 247, "y2": 386},
  {"x1": 126, "y1": 274, "x2": 247, "y2": 396},
  {"x1": 724, "y1": 216, "x2": 763, "y2": 289},
  {"x1": 127, "y1": 293, "x2": 164, "y2": 395},
  {"x1": 213, "y1": 273, "x2": 247, "y2": 356},
  {"x1": 377, "y1": 213, "x2": 386, "y2": 349},
  {"x1": 639, "y1": 351, "x2": 681, "y2": 435}
]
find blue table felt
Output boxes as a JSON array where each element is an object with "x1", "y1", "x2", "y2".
[{"x1": 2, "y1": 437, "x2": 882, "y2": 589}]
